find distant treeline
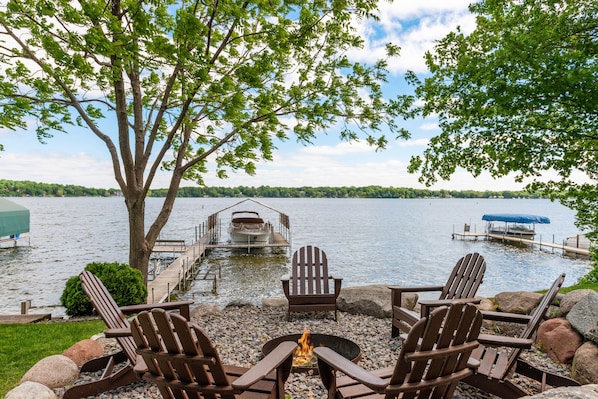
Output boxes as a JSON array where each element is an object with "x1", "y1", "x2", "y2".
[{"x1": 0, "y1": 179, "x2": 544, "y2": 199}]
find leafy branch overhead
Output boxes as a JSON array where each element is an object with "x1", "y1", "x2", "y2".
[
  {"x1": 0, "y1": 0, "x2": 411, "y2": 279},
  {"x1": 0, "y1": 0, "x2": 410, "y2": 189},
  {"x1": 407, "y1": 0, "x2": 598, "y2": 240}
]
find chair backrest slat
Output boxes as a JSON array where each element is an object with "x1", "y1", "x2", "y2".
[
  {"x1": 441, "y1": 252, "x2": 486, "y2": 300},
  {"x1": 290, "y1": 245, "x2": 331, "y2": 296},
  {"x1": 80, "y1": 271, "x2": 137, "y2": 363}
]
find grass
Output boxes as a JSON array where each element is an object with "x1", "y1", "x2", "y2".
[{"x1": 0, "y1": 319, "x2": 104, "y2": 396}]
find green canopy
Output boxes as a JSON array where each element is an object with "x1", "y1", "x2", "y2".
[{"x1": 0, "y1": 198, "x2": 30, "y2": 237}]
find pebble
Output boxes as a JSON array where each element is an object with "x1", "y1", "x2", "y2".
[{"x1": 55, "y1": 304, "x2": 574, "y2": 399}]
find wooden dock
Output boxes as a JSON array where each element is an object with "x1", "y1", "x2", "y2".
[
  {"x1": 0, "y1": 313, "x2": 51, "y2": 324},
  {"x1": 147, "y1": 198, "x2": 292, "y2": 304},
  {"x1": 452, "y1": 231, "x2": 590, "y2": 256},
  {"x1": 147, "y1": 237, "x2": 208, "y2": 304}
]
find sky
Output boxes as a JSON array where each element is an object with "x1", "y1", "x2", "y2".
[{"x1": 0, "y1": 1, "x2": 536, "y2": 191}]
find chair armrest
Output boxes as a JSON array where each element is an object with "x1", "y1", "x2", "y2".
[
  {"x1": 419, "y1": 298, "x2": 481, "y2": 307},
  {"x1": 104, "y1": 328, "x2": 132, "y2": 338},
  {"x1": 388, "y1": 285, "x2": 445, "y2": 293},
  {"x1": 314, "y1": 347, "x2": 388, "y2": 393},
  {"x1": 132, "y1": 355, "x2": 148, "y2": 377},
  {"x1": 477, "y1": 333, "x2": 533, "y2": 349},
  {"x1": 232, "y1": 341, "x2": 297, "y2": 390},
  {"x1": 481, "y1": 310, "x2": 533, "y2": 324},
  {"x1": 419, "y1": 298, "x2": 481, "y2": 317},
  {"x1": 120, "y1": 300, "x2": 194, "y2": 319}
]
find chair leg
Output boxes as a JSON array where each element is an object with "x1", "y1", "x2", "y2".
[
  {"x1": 62, "y1": 364, "x2": 139, "y2": 399},
  {"x1": 79, "y1": 351, "x2": 128, "y2": 372}
]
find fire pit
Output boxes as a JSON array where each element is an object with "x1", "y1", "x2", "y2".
[{"x1": 262, "y1": 330, "x2": 361, "y2": 373}]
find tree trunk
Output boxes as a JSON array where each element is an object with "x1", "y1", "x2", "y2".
[{"x1": 126, "y1": 195, "x2": 151, "y2": 286}]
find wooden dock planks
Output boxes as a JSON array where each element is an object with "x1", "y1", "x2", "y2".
[
  {"x1": 452, "y1": 231, "x2": 590, "y2": 256},
  {"x1": 147, "y1": 238, "x2": 207, "y2": 304}
]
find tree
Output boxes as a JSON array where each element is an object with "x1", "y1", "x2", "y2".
[
  {"x1": 407, "y1": 0, "x2": 598, "y2": 241},
  {"x1": 0, "y1": 0, "x2": 411, "y2": 283}
]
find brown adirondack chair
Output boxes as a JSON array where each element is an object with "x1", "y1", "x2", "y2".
[
  {"x1": 389, "y1": 252, "x2": 486, "y2": 337},
  {"x1": 464, "y1": 273, "x2": 580, "y2": 398},
  {"x1": 315, "y1": 302, "x2": 483, "y2": 399},
  {"x1": 131, "y1": 308, "x2": 297, "y2": 399},
  {"x1": 62, "y1": 271, "x2": 194, "y2": 399},
  {"x1": 282, "y1": 245, "x2": 342, "y2": 321}
]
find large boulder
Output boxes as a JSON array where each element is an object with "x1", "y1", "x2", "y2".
[
  {"x1": 337, "y1": 285, "x2": 393, "y2": 318},
  {"x1": 62, "y1": 339, "x2": 104, "y2": 367},
  {"x1": 4, "y1": 381, "x2": 57, "y2": 399},
  {"x1": 560, "y1": 289, "x2": 595, "y2": 315},
  {"x1": 495, "y1": 291, "x2": 542, "y2": 314},
  {"x1": 567, "y1": 292, "x2": 598, "y2": 344},
  {"x1": 191, "y1": 303, "x2": 223, "y2": 318},
  {"x1": 572, "y1": 342, "x2": 598, "y2": 385},
  {"x1": 19, "y1": 355, "x2": 79, "y2": 389},
  {"x1": 536, "y1": 318, "x2": 583, "y2": 364},
  {"x1": 521, "y1": 384, "x2": 598, "y2": 398},
  {"x1": 262, "y1": 297, "x2": 288, "y2": 308}
]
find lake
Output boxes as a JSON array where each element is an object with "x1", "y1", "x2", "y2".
[{"x1": 0, "y1": 197, "x2": 592, "y2": 316}]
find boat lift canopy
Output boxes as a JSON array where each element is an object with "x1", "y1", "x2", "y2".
[
  {"x1": 482, "y1": 214, "x2": 550, "y2": 224},
  {"x1": 0, "y1": 198, "x2": 30, "y2": 237}
]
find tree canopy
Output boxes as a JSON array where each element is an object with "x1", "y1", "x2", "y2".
[
  {"x1": 0, "y1": 0, "x2": 411, "y2": 280},
  {"x1": 408, "y1": 0, "x2": 598, "y2": 240}
]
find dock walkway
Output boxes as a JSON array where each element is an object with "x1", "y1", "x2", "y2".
[
  {"x1": 452, "y1": 231, "x2": 590, "y2": 256},
  {"x1": 147, "y1": 236, "x2": 208, "y2": 304}
]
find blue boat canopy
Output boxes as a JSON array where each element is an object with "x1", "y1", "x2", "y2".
[{"x1": 482, "y1": 214, "x2": 550, "y2": 224}]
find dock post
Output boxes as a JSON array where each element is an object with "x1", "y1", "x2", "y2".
[{"x1": 20, "y1": 300, "x2": 31, "y2": 315}]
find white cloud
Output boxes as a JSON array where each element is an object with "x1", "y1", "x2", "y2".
[
  {"x1": 397, "y1": 138, "x2": 429, "y2": 147},
  {"x1": 301, "y1": 141, "x2": 376, "y2": 156},
  {"x1": 419, "y1": 123, "x2": 439, "y2": 131},
  {"x1": 348, "y1": 1, "x2": 477, "y2": 74}
]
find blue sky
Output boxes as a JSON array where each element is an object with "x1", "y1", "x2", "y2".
[{"x1": 0, "y1": 1, "x2": 538, "y2": 191}]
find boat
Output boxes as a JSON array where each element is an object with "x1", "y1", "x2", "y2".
[
  {"x1": 482, "y1": 213, "x2": 550, "y2": 240},
  {"x1": 228, "y1": 210, "x2": 272, "y2": 245}
]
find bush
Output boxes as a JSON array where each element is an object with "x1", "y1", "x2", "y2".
[{"x1": 61, "y1": 262, "x2": 147, "y2": 316}]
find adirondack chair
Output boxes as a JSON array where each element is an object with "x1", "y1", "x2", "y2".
[
  {"x1": 282, "y1": 245, "x2": 342, "y2": 321},
  {"x1": 131, "y1": 308, "x2": 297, "y2": 399},
  {"x1": 315, "y1": 302, "x2": 483, "y2": 399},
  {"x1": 62, "y1": 271, "x2": 194, "y2": 399},
  {"x1": 389, "y1": 252, "x2": 486, "y2": 337},
  {"x1": 464, "y1": 273, "x2": 580, "y2": 398}
]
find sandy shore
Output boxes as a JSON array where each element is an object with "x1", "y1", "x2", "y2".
[{"x1": 57, "y1": 303, "x2": 573, "y2": 399}]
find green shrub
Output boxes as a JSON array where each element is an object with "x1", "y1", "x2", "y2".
[{"x1": 61, "y1": 262, "x2": 147, "y2": 316}]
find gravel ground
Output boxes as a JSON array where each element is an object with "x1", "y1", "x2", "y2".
[{"x1": 55, "y1": 304, "x2": 573, "y2": 399}]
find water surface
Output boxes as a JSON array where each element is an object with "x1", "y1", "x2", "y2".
[{"x1": 0, "y1": 197, "x2": 591, "y2": 315}]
